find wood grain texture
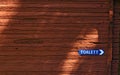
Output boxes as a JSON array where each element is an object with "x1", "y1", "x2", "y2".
[
  {"x1": 0, "y1": 0, "x2": 111, "y2": 75},
  {"x1": 112, "y1": 1, "x2": 120, "y2": 75}
]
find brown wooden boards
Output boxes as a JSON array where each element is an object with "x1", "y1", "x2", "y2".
[
  {"x1": 0, "y1": 0, "x2": 112, "y2": 75},
  {"x1": 112, "y1": 1, "x2": 120, "y2": 75}
]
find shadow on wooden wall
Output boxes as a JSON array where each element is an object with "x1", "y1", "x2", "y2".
[{"x1": 0, "y1": 0, "x2": 109, "y2": 75}]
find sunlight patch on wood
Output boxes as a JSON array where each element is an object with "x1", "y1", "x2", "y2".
[
  {"x1": 59, "y1": 28, "x2": 98, "y2": 75},
  {"x1": 0, "y1": 0, "x2": 19, "y2": 33}
]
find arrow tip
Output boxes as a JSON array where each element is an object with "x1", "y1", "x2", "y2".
[{"x1": 99, "y1": 49, "x2": 104, "y2": 55}]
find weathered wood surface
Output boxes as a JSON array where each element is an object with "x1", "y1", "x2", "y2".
[
  {"x1": 0, "y1": 0, "x2": 111, "y2": 75},
  {"x1": 112, "y1": 1, "x2": 120, "y2": 75}
]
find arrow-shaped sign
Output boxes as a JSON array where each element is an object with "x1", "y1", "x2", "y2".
[
  {"x1": 99, "y1": 49, "x2": 104, "y2": 55},
  {"x1": 78, "y1": 49, "x2": 104, "y2": 56}
]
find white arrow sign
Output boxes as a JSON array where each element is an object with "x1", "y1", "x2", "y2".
[{"x1": 99, "y1": 49, "x2": 104, "y2": 55}]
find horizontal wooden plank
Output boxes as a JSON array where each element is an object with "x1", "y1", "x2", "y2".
[
  {"x1": 0, "y1": 12, "x2": 109, "y2": 17},
  {"x1": 0, "y1": 3, "x2": 109, "y2": 8},
  {"x1": 0, "y1": 16, "x2": 109, "y2": 20},
  {"x1": 0, "y1": 71, "x2": 107, "y2": 75},
  {"x1": 0, "y1": 7, "x2": 109, "y2": 13},
  {"x1": 0, "y1": 26, "x2": 109, "y2": 33},
  {"x1": 0, "y1": 19, "x2": 109, "y2": 24},
  {"x1": 0, "y1": 51, "x2": 107, "y2": 56},
  {"x1": 0, "y1": 55, "x2": 107, "y2": 60},
  {"x1": 0, "y1": 24, "x2": 108, "y2": 28},
  {"x1": 0, "y1": 25, "x2": 109, "y2": 30},
  {"x1": 0, "y1": 38, "x2": 109, "y2": 43},
  {"x1": 0, "y1": 59, "x2": 107, "y2": 67},
  {"x1": 0, "y1": 42, "x2": 109, "y2": 47},
  {"x1": 0, "y1": 23, "x2": 108, "y2": 27},
  {"x1": 0, "y1": 58, "x2": 107, "y2": 64},
  {"x1": 0, "y1": 60, "x2": 106, "y2": 66},
  {"x1": 0, "y1": 32, "x2": 109, "y2": 35},
  {"x1": 0, "y1": 50, "x2": 79, "y2": 56},
  {"x1": 0, "y1": 48, "x2": 109, "y2": 56},
  {"x1": 0, "y1": 0, "x2": 108, "y2": 2},
  {"x1": 1, "y1": 32, "x2": 108, "y2": 40},
  {"x1": 0, "y1": 62, "x2": 107, "y2": 71},
  {"x1": 0, "y1": 46, "x2": 77, "y2": 51},
  {"x1": 0, "y1": 46, "x2": 108, "y2": 52}
]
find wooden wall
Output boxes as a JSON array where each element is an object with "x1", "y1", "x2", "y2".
[
  {"x1": 0, "y1": 0, "x2": 113, "y2": 75},
  {"x1": 112, "y1": 1, "x2": 120, "y2": 75}
]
